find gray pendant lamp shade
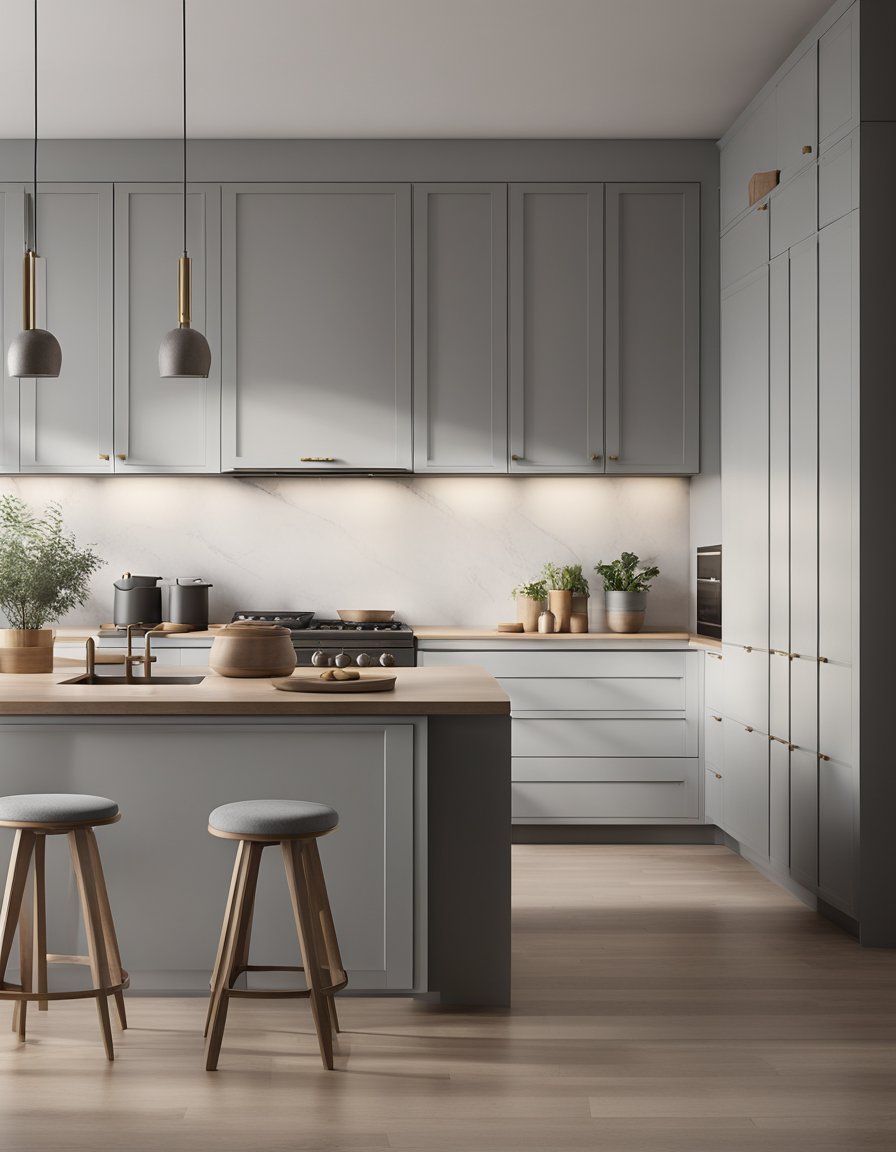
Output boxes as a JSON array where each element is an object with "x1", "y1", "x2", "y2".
[
  {"x1": 159, "y1": 0, "x2": 211, "y2": 379},
  {"x1": 8, "y1": 0, "x2": 62, "y2": 380}
]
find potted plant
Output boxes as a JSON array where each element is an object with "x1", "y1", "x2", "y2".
[
  {"x1": 594, "y1": 552, "x2": 660, "y2": 634},
  {"x1": 542, "y1": 563, "x2": 590, "y2": 633},
  {"x1": 512, "y1": 578, "x2": 547, "y2": 633},
  {"x1": 0, "y1": 496, "x2": 103, "y2": 672}
]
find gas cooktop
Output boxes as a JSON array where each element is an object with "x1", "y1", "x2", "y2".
[{"x1": 231, "y1": 612, "x2": 413, "y2": 638}]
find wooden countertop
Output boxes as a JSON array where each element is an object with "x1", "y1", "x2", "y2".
[
  {"x1": 0, "y1": 664, "x2": 510, "y2": 718},
  {"x1": 415, "y1": 626, "x2": 715, "y2": 645}
]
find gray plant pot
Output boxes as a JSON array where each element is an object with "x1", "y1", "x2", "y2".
[{"x1": 605, "y1": 589, "x2": 647, "y2": 634}]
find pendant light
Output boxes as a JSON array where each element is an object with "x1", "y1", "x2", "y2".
[
  {"x1": 7, "y1": 0, "x2": 62, "y2": 379},
  {"x1": 159, "y1": 0, "x2": 211, "y2": 378}
]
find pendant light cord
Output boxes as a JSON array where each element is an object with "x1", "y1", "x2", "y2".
[
  {"x1": 182, "y1": 0, "x2": 187, "y2": 256},
  {"x1": 32, "y1": 0, "x2": 38, "y2": 253}
]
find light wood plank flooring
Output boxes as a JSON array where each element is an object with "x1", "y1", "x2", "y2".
[{"x1": 2, "y1": 844, "x2": 895, "y2": 1151}]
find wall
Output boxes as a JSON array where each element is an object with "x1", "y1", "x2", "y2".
[{"x1": 0, "y1": 475, "x2": 690, "y2": 629}]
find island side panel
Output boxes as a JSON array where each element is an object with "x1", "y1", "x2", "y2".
[{"x1": 426, "y1": 714, "x2": 511, "y2": 1007}]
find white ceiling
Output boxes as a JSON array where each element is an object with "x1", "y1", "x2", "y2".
[{"x1": 0, "y1": 0, "x2": 832, "y2": 140}]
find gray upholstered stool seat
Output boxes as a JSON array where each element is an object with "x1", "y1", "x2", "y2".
[
  {"x1": 208, "y1": 799, "x2": 338, "y2": 840},
  {"x1": 0, "y1": 793, "x2": 119, "y2": 827}
]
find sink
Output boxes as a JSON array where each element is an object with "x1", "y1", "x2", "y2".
[{"x1": 62, "y1": 675, "x2": 206, "y2": 686}]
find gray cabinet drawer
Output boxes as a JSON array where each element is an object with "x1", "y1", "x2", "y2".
[
  {"x1": 498, "y1": 676, "x2": 685, "y2": 713},
  {"x1": 770, "y1": 166, "x2": 816, "y2": 258},
  {"x1": 705, "y1": 708, "x2": 723, "y2": 766},
  {"x1": 512, "y1": 718, "x2": 692, "y2": 758},
  {"x1": 418, "y1": 649, "x2": 687, "y2": 679},
  {"x1": 512, "y1": 772, "x2": 698, "y2": 821},
  {"x1": 721, "y1": 208, "x2": 769, "y2": 289}
]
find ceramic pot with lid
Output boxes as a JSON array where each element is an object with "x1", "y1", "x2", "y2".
[
  {"x1": 169, "y1": 578, "x2": 213, "y2": 630},
  {"x1": 113, "y1": 574, "x2": 163, "y2": 627},
  {"x1": 209, "y1": 622, "x2": 297, "y2": 678}
]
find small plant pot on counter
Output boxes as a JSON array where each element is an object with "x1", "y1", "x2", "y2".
[
  {"x1": 605, "y1": 590, "x2": 647, "y2": 634},
  {"x1": 0, "y1": 629, "x2": 54, "y2": 673},
  {"x1": 516, "y1": 595, "x2": 543, "y2": 633},
  {"x1": 548, "y1": 590, "x2": 573, "y2": 633}
]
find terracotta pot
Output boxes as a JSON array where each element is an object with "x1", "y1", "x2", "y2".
[
  {"x1": 605, "y1": 590, "x2": 647, "y2": 634},
  {"x1": 209, "y1": 622, "x2": 297, "y2": 678},
  {"x1": 516, "y1": 595, "x2": 543, "y2": 633},
  {"x1": 549, "y1": 590, "x2": 573, "y2": 633},
  {"x1": 0, "y1": 628, "x2": 55, "y2": 674}
]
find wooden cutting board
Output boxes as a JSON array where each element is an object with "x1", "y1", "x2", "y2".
[{"x1": 273, "y1": 672, "x2": 397, "y2": 694}]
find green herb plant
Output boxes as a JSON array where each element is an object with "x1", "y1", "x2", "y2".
[
  {"x1": 0, "y1": 496, "x2": 104, "y2": 630},
  {"x1": 542, "y1": 562, "x2": 590, "y2": 595},
  {"x1": 594, "y1": 552, "x2": 660, "y2": 593},
  {"x1": 512, "y1": 579, "x2": 548, "y2": 602}
]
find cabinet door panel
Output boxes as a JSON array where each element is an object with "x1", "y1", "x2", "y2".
[
  {"x1": 776, "y1": 46, "x2": 818, "y2": 183},
  {"x1": 704, "y1": 650, "x2": 723, "y2": 713},
  {"x1": 512, "y1": 776, "x2": 697, "y2": 822},
  {"x1": 720, "y1": 92, "x2": 776, "y2": 229},
  {"x1": 769, "y1": 740, "x2": 790, "y2": 871},
  {"x1": 818, "y1": 754, "x2": 857, "y2": 915},
  {"x1": 721, "y1": 720, "x2": 769, "y2": 858},
  {"x1": 818, "y1": 131, "x2": 859, "y2": 228},
  {"x1": 499, "y1": 676, "x2": 685, "y2": 713},
  {"x1": 221, "y1": 184, "x2": 411, "y2": 471},
  {"x1": 720, "y1": 207, "x2": 769, "y2": 289},
  {"x1": 770, "y1": 165, "x2": 817, "y2": 258},
  {"x1": 768, "y1": 254, "x2": 789, "y2": 656},
  {"x1": 818, "y1": 4, "x2": 859, "y2": 153},
  {"x1": 114, "y1": 184, "x2": 221, "y2": 472},
  {"x1": 512, "y1": 718, "x2": 690, "y2": 759},
  {"x1": 721, "y1": 266, "x2": 769, "y2": 647},
  {"x1": 705, "y1": 768, "x2": 723, "y2": 826},
  {"x1": 508, "y1": 184, "x2": 603, "y2": 472},
  {"x1": 789, "y1": 236, "x2": 818, "y2": 660},
  {"x1": 19, "y1": 184, "x2": 113, "y2": 472},
  {"x1": 722, "y1": 643, "x2": 768, "y2": 733},
  {"x1": 818, "y1": 213, "x2": 858, "y2": 667},
  {"x1": 790, "y1": 655, "x2": 818, "y2": 755},
  {"x1": 413, "y1": 184, "x2": 507, "y2": 472},
  {"x1": 790, "y1": 746, "x2": 818, "y2": 890},
  {"x1": 818, "y1": 660, "x2": 852, "y2": 767},
  {"x1": 604, "y1": 183, "x2": 699, "y2": 474},
  {"x1": 0, "y1": 184, "x2": 23, "y2": 472},
  {"x1": 705, "y1": 709, "x2": 723, "y2": 767},
  {"x1": 768, "y1": 649, "x2": 790, "y2": 742}
]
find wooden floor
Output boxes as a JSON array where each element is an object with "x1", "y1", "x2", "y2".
[{"x1": 2, "y1": 844, "x2": 896, "y2": 1151}]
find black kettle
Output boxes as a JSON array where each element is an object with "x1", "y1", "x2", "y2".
[
  {"x1": 169, "y1": 578, "x2": 213, "y2": 630},
  {"x1": 113, "y1": 574, "x2": 163, "y2": 627}
]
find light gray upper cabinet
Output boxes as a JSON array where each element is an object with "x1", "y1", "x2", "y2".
[
  {"x1": 19, "y1": 184, "x2": 113, "y2": 474},
  {"x1": 604, "y1": 183, "x2": 699, "y2": 474},
  {"x1": 768, "y1": 254, "x2": 789, "y2": 665},
  {"x1": 508, "y1": 184, "x2": 604, "y2": 473},
  {"x1": 720, "y1": 92, "x2": 776, "y2": 230},
  {"x1": 221, "y1": 184, "x2": 412, "y2": 472},
  {"x1": 776, "y1": 45, "x2": 818, "y2": 184},
  {"x1": 114, "y1": 184, "x2": 221, "y2": 473},
  {"x1": 721, "y1": 265, "x2": 769, "y2": 648},
  {"x1": 0, "y1": 185, "x2": 22, "y2": 473},
  {"x1": 818, "y1": 3, "x2": 859, "y2": 154},
  {"x1": 413, "y1": 184, "x2": 507, "y2": 473}
]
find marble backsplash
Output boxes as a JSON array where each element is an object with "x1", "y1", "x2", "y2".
[{"x1": 0, "y1": 474, "x2": 690, "y2": 630}]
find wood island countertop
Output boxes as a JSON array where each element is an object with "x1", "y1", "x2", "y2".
[{"x1": 0, "y1": 664, "x2": 510, "y2": 718}]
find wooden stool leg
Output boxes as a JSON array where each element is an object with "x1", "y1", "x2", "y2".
[
  {"x1": 0, "y1": 831, "x2": 36, "y2": 1035},
  {"x1": 282, "y1": 839, "x2": 333, "y2": 1070},
  {"x1": 33, "y1": 835, "x2": 48, "y2": 1012},
  {"x1": 305, "y1": 840, "x2": 346, "y2": 1034},
  {"x1": 205, "y1": 842, "x2": 262, "y2": 1071},
  {"x1": 204, "y1": 840, "x2": 248, "y2": 1039},
  {"x1": 12, "y1": 872, "x2": 33, "y2": 1040},
  {"x1": 85, "y1": 829, "x2": 127, "y2": 1030},
  {"x1": 69, "y1": 830, "x2": 115, "y2": 1061}
]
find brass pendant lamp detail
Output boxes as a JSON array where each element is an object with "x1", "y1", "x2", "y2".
[
  {"x1": 7, "y1": 0, "x2": 62, "y2": 379},
  {"x1": 159, "y1": 0, "x2": 211, "y2": 378}
]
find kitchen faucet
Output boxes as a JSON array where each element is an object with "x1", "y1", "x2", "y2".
[{"x1": 124, "y1": 624, "x2": 157, "y2": 682}]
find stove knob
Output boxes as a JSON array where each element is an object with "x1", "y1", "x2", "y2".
[
  {"x1": 334, "y1": 652, "x2": 352, "y2": 669},
  {"x1": 379, "y1": 652, "x2": 395, "y2": 668},
  {"x1": 356, "y1": 652, "x2": 372, "y2": 668},
  {"x1": 311, "y1": 650, "x2": 328, "y2": 668}
]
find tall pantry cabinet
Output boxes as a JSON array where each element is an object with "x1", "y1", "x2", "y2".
[{"x1": 717, "y1": 0, "x2": 864, "y2": 927}]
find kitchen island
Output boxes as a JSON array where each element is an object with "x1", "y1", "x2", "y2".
[{"x1": 0, "y1": 666, "x2": 511, "y2": 1006}]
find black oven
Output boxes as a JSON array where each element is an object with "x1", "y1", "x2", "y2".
[{"x1": 697, "y1": 546, "x2": 722, "y2": 640}]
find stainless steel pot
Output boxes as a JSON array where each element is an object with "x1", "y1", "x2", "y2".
[
  {"x1": 113, "y1": 574, "x2": 163, "y2": 627},
  {"x1": 169, "y1": 578, "x2": 212, "y2": 630}
]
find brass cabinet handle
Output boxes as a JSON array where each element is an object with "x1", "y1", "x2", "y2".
[
  {"x1": 98, "y1": 453, "x2": 110, "y2": 461},
  {"x1": 300, "y1": 457, "x2": 336, "y2": 463},
  {"x1": 115, "y1": 453, "x2": 127, "y2": 461},
  {"x1": 818, "y1": 656, "x2": 828, "y2": 664},
  {"x1": 591, "y1": 453, "x2": 602, "y2": 462},
  {"x1": 608, "y1": 454, "x2": 620, "y2": 461},
  {"x1": 743, "y1": 645, "x2": 753, "y2": 653},
  {"x1": 707, "y1": 651, "x2": 722, "y2": 661},
  {"x1": 802, "y1": 144, "x2": 813, "y2": 155},
  {"x1": 757, "y1": 203, "x2": 768, "y2": 212},
  {"x1": 770, "y1": 735, "x2": 797, "y2": 751},
  {"x1": 744, "y1": 726, "x2": 753, "y2": 733},
  {"x1": 819, "y1": 754, "x2": 831, "y2": 762},
  {"x1": 711, "y1": 714, "x2": 722, "y2": 723},
  {"x1": 511, "y1": 453, "x2": 522, "y2": 461},
  {"x1": 790, "y1": 652, "x2": 800, "y2": 660},
  {"x1": 714, "y1": 772, "x2": 722, "y2": 780}
]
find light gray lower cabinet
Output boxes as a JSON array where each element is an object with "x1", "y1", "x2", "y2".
[
  {"x1": 508, "y1": 184, "x2": 604, "y2": 473},
  {"x1": 721, "y1": 719, "x2": 769, "y2": 858},
  {"x1": 721, "y1": 264, "x2": 769, "y2": 648},
  {"x1": 0, "y1": 185, "x2": 22, "y2": 472},
  {"x1": 604, "y1": 183, "x2": 699, "y2": 474},
  {"x1": 417, "y1": 644, "x2": 700, "y2": 823},
  {"x1": 413, "y1": 184, "x2": 507, "y2": 473},
  {"x1": 221, "y1": 183, "x2": 412, "y2": 472},
  {"x1": 18, "y1": 184, "x2": 113, "y2": 473},
  {"x1": 113, "y1": 184, "x2": 221, "y2": 473},
  {"x1": 789, "y1": 746, "x2": 818, "y2": 888}
]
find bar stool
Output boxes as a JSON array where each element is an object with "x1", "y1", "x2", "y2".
[
  {"x1": 0, "y1": 793, "x2": 128, "y2": 1061},
  {"x1": 204, "y1": 799, "x2": 347, "y2": 1071}
]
